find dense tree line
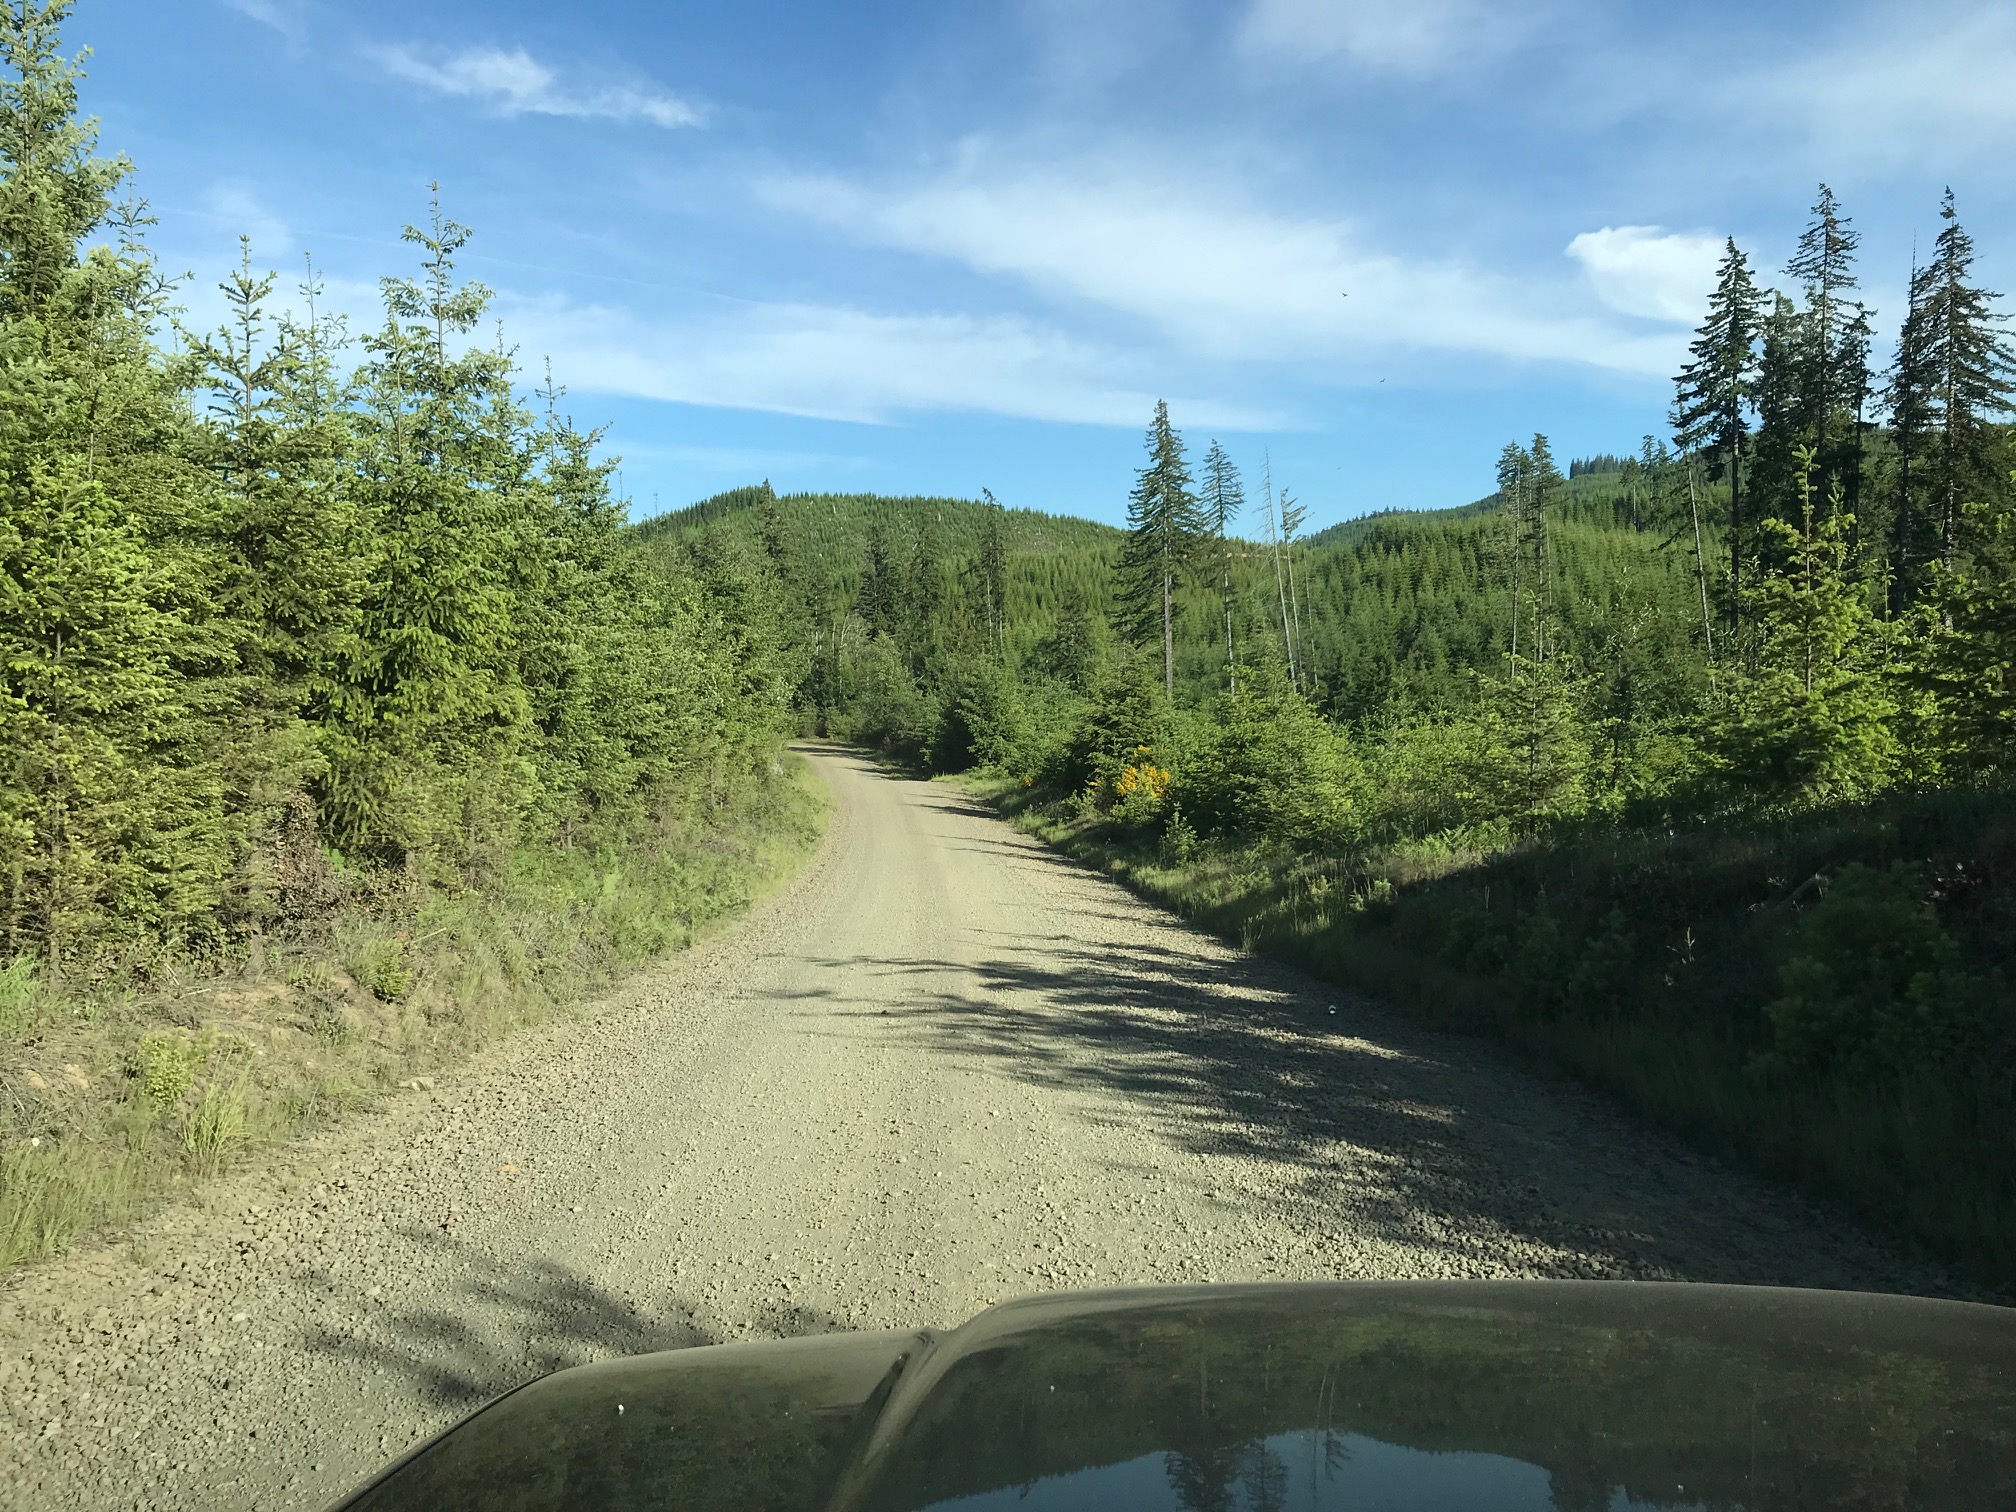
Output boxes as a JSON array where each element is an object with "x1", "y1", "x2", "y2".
[
  {"x1": 0, "y1": 2, "x2": 795, "y2": 967},
  {"x1": 672, "y1": 181, "x2": 2016, "y2": 1270}
]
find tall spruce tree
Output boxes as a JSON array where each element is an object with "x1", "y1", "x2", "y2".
[
  {"x1": 976, "y1": 487, "x2": 1008, "y2": 663},
  {"x1": 1785, "y1": 184, "x2": 1865, "y2": 508},
  {"x1": 1496, "y1": 441, "x2": 1532, "y2": 667},
  {"x1": 1674, "y1": 237, "x2": 1765, "y2": 630},
  {"x1": 1199, "y1": 440, "x2": 1243, "y2": 690},
  {"x1": 1117, "y1": 400, "x2": 1201, "y2": 698},
  {"x1": 1750, "y1": 293, "x2": 1804, "y2": 542},
  {"x1": 1886, "y1": 249, "x2": 1941, "y2": 608},
  {"x1": 1920, "y1": 190, "x2": 2016, "y2": 567}
]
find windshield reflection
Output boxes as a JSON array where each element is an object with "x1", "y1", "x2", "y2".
[{"x1": 924, "y1": 1429, "x2": 1708, "y2": 1512}]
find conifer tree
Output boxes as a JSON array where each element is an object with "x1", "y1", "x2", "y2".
[
  {"x1": 856, "y1": 522, "x2": 904, "y2": 640},
  {"x1": 1785, "y1": 184, "x2": 1865, "y2": 507},
  {"x1": 1919, "y1": 190, "x2": 2016, "y2": 567},
  {"x1": 321, "y1": 192, "x2": 529, "y2": 861},
  {"x1": 1496, "y1": 441, "x2": 1532, "y2": 666},
  {"x1": 1259, "y1": 450, "x2": 1295, "y2": 688},
  {"x1": 1918, "y1": 477, "x2": 2016, "y2": 779},
  {"x1": 1886, "y1": 251, "x2": 1941, "y2": 609},
  {"x1": 1278, "y1": 485, "x2": 1308, "y2": 693},
  {"x1": 1117, "y1": 400, "x2": 1201, "y2": 698},
  {"x1": 1525, "y1": 435, "x2": 1563, "y2": 663},
  {"x1": 976, "y1": 487, "x2": 1008, "y2": 663},
  {"x1": 1751, "y1": 293, "x2": 1804, "y2": 540},
  {"x1": 1198, "y1": 441, "x2": 1243, "y2": 690},
  {"x1": 0, "y1": 0, "x2": 224, "y2": 951},
  {"x1": 1713, "y1": 447, "x2": 1895, "y2": 802},
  {"x1": 1674, "y1": 238, "x2": 1765, "y2": 629}
]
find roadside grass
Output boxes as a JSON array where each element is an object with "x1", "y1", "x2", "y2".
[
  {"x1": 961, "y1": 772, "x2": 2016, "y2": 1290},
  {"x1": 0, "y1": 754, "x2": 826, "y2": 1271}
]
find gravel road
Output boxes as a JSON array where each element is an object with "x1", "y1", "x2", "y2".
[{"x1": 0, "y1": 746, "x2": 1962, "y2": 1511}]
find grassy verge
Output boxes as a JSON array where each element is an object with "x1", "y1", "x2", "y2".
[
  {"x1": 960, "y1": 772, "x2": 2016, "y2": 1289},
  {"x1": 0, "y1": 752, "x2": 826, "y2": 1272}
]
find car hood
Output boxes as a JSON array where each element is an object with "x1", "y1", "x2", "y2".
[{"x1": 330, "y1": 1280, "x2": 2016, "y2": 1512}]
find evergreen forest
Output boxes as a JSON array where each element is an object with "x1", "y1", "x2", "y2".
[
  {"x1": 655, "y1": 185, "x2": 2016, "y2": 1279},
  {"x1": 5, "y1": 0, "x2": 2015, "y2": 1289},
  {"x1": 0, "y1": 3, "x2": 809, "y2": 1265}
]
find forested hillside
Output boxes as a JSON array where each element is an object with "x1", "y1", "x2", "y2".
[
  {"x1": 666, "y1": 183, "x2": 2016, "y2": 1279},
  {"x1": 0, "y1": 4, "x2": 810, "y2": 1266}
]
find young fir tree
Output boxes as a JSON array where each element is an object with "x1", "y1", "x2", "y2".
[
  {"x1": 1117, "y1": 399, "x2": 1201, "y2": 699},
  {"x1": 0, "y1": 0, "x2": 228, "y2": 953},
  {"x1": 1473, "y1": 622, "x2": 1589, "y2": 835},
  {"x1": 1674, "y1": 237, "x2": 1765, "y2": 632},
  {"x1": 1917, "y1": 476, "x2": 2016, "y2": 780},
  {"x1": 1919, "y1": 190, "x2": 2016, "y2": 567},
  {"x1": 1198, "y1": 440, "x2": 1243, "y2": 690},
  {"x1": 1712, "y1": 447, "x2": 1895, "y2": 803},
  {"x1": 185, "y1": 241, "x2": 367, "y2": 921},
  {"x1": 321, "y1": 192, "x2": 530, "y2": 863}
]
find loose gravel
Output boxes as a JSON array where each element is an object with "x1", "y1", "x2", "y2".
[{"x1": 0, "y1": 747, "x2": 1969, "y2": 1511}]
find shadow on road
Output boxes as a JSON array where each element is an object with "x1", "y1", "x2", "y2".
[
  {"x1": 297, "y1": 1235, "x2": 854, "y2": 1408},
  {"x1": 781, "y1": 929, "x2": 1844, "y2": 1287}
]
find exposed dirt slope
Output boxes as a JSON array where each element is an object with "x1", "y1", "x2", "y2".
[{"x1": 0, "y1": 747, "x2": 1960, "y2": 1511}]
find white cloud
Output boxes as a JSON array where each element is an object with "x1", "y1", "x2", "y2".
[
  {"x1": 1565, "y1": 226, "x2": 1720, "y2": 325},
  {"x1": 756, "y1": 152, "x2": 1685, "y2": 379},
  {"x1": 1736, "y1": 6, "x2": 2016, "y2": 168},
  {"x1": 200, "y1": 184, "x2": 295, "y2": 258},
  {"x1": 1237, "y1": 0, "x2": 1543, "y2": 73},
  {"x1": 496, "y1": 291, "x2": 1274, "y2": 429},
  {"x1": 370, "y1": 44, "x2": 703, "y2": 129},
  {"x1": 221, "y1": 0, "x2": 300, "y2": 33}
]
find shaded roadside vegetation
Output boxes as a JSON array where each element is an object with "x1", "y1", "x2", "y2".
[{"x1": 0, "y1": 5, "x2": 815, "y2": 1267}]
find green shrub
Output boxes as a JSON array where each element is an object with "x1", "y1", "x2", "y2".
[
  {"x1": 133, "y1": 1030, "x2": 209, "y2": 1111},
  {"x1": 1760, "y1": 863, "x2": 1992, "y2": 1083},
  {"x1": 341, "y1": 929, "x2": 412, "y2": 1001}
]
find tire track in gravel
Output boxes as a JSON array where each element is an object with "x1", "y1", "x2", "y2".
[{"x1": 0, "y1": 745, "x2": 1968, "y2": 1511}]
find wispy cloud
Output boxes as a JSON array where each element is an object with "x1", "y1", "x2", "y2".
[
  {"x1": 1566, "y1": 227, "x2": 1721, "y2": 325},
  {"x1": 370, "y1": 44, "x2": 704, "y2": 128},
  {"x1": 1237, "y1": 0, "x2": 1548, "y2": 73},
  {"x1": 1729, "y1": 5, "x2": 2016, "y2": 171},
  {"x1": 757, "y1": 150, "x2": 1685, "y2": 379},
  {"x1": 221, "y1": 0, "x2": 304, "y2": 37},
  {"x1": 200, "y1": 183, "x2": 295, "y2": 259},
  {"x1": 495, "y1": 291, "x2": 1273, "y2": 429}
]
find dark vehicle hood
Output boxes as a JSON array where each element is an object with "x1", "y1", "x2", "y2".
[{"x1": 330, "y1": 1281, "x2": 2016, "y2": 1512}]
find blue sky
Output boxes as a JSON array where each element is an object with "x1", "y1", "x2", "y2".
[{"x1": 85, "y1": 0, "x2": 2016, "y2": 528}]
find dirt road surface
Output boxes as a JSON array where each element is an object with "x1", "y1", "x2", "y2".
[{"x1": 0, "y1": 747, "x2": 1959, "y2": 1510}]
